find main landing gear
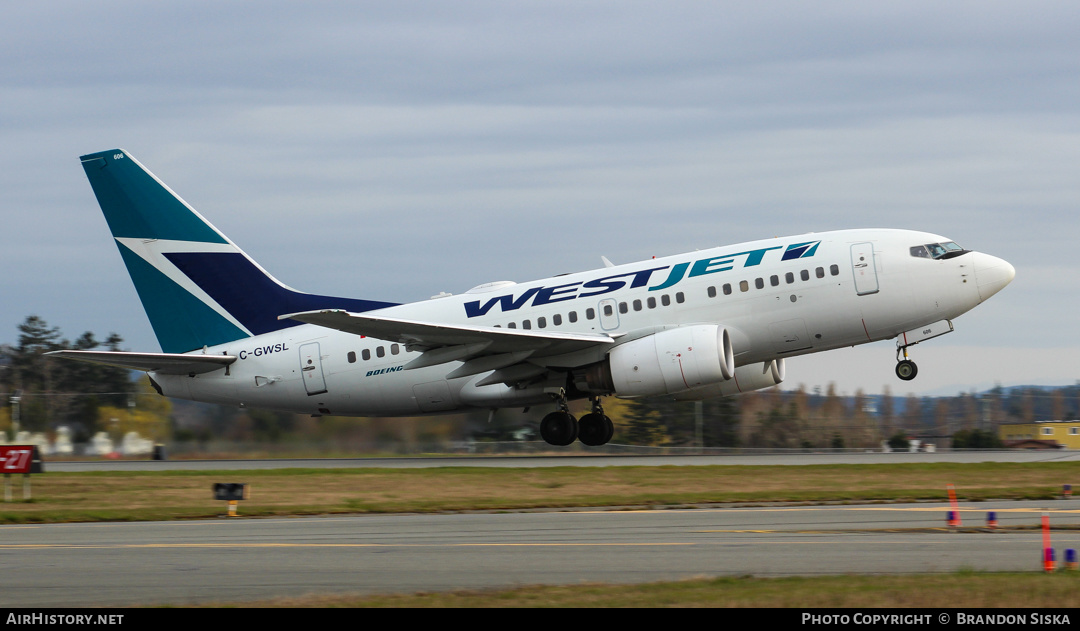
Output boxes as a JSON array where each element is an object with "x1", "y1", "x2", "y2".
[{"x1": 540, "y1": 394, "x2": 614, "y2": 447}]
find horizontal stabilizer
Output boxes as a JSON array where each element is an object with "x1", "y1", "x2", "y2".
[{"x1": 46, "y1": 350, "x2": 236, "y2": 375}]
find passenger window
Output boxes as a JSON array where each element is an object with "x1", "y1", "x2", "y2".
[
  {"x1": 522, "y1": 319, "x2": 532, "y2": 330},
  {"x1": 675, "y1": 292, "x2": 685, "y2": 303},
  {"x1": 740, "y1": 280, "x2": 749, "y2": 292},
  {"x1": 362, "y1": 349, "x2": 371, "y2": 361},
  {"x1": 569, "y1": 311, "x2": 578, "y2": 323},
  {"x1": 755, "y1": 278, "x2": 764, "y2": 290},
  {"x1": 508, "y1": 322, "x2": 517, "y2": 329},
  {"x1": 586, "y1": 308, "x2": 596, "y2": 320},
  {"x1": 661, "y1": 294, "x2": 671, "y2": 306},
  {"x1": 723, "y1": 283, "x2": 732, "y2": 295},
  {"x1": 816, "y1": 267, "x2": 824, "y2": 279},
  {"x1": 830, "y1": 264, "x2": 839, "y2": 276},
  {"x1": 391, "y1": 344, "x2": 399, "y2": 355},
  {"x1": 647, "y1": 296, "x2": 657, "y2": 308},
  {"x1": 553, "y1": 314, "x2": 562, "y2": 326},
  {"x1": 786, "y1": 272, "x2": 794, "y2": 284},
  {"x1": 770, "y1": 275, "x2": 779, "y2": 287},
  {"x1": 800, "y1": 270, "x2": 810, "y2": 281},
  {"x1": 376, "y1": 346, "x2": 385, "y2": 358},
  {"x1": 632, "y1": 299, "x2": 642, "y2": 311},
  {"x1": 537, "y1": 317, "x2": 546, "y2": 329},
  {"x1": 348, "y1": 351, "x2": 356, "y2": 363},
  {"x1": 603, "y1": 305, "x2": 613, "y2": 316},
  {"x1": 619, "y1": 302, "x2": 628, "y2": 314},
  {"x1": 707, "y1": 286, "x2": 716, "y2": 298}
]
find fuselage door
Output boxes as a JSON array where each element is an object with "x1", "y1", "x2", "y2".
[
  {"x1": 851, "y1": 242, "x2": 880, "y2": 296},
  {"x1": 299, "y1": 342, "x2": 328, "y2": 396},
  {"x1": 598, "y1": 298, "x2": 620, "y2": 330}
]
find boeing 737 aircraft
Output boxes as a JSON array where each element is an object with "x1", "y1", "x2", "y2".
[{"x1": 50, "y1": 149, "x2": 1016, "y2": 446}]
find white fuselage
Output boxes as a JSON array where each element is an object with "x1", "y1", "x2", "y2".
[{"x1": 152, "y1": 228, "x2": 1010, "y2": 416}]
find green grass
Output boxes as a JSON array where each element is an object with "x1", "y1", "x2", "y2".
[{"x1": 1, "y1": 461, "x2": 1078, "y2": 524}]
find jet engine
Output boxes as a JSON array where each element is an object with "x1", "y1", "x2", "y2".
[{"x1": 583, "y1": 325, "x2": 735, "y2": 398}]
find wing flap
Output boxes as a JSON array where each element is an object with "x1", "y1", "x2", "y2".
[{"x1": 46, "y1": 350, "x2": 236, "y2": 375}]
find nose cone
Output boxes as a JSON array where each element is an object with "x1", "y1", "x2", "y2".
[{"x1": 971, "y1": 252, "x2": 1016, "y2": 302}]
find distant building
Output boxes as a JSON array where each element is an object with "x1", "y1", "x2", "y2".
[{"x1": 999, "y1": 420, "x2": 1080, "y2": 449}]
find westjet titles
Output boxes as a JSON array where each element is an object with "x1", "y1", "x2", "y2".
[{"x1": 464, "y1": 241, "x2": 820, "y2": 318}]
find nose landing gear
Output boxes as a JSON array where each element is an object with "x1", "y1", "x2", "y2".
[
  {"x1": 892, "y1": 320, "x2": 955, "y2": 382},
  {"x1": 895, "y1": 347, "x2": 918, "y2": 381}
]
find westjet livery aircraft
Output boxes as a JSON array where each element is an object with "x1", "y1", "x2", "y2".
[{"x1": 50, "y1": 149, "x2": 1016, "y2": 446}]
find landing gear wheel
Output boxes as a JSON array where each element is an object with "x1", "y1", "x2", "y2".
[
  {"x1": 578, "y1": 413, "x2": 613, "y2": 446},
  {"x1": 895, "y1": 360, "x2": 918, "y2": 381},
  {"x1": 540, "y1": 411, "x2": 578, "y2": 446}
]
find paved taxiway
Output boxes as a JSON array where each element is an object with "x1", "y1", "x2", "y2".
[{"x1": 3, "y1": 500, "x2": 1078, "y2": 607}]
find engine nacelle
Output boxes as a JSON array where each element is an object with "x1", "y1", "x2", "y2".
[
  {"x1": 673, "y1": 359, "x2": 786, "y2": 400},
  {"x1": 586, "y1": 325, "x2": 734, "y2": 398}
]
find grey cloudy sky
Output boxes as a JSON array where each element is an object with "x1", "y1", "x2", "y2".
[{"x1": 2, "y1": 1, "x2": 1077, "y2": 397}]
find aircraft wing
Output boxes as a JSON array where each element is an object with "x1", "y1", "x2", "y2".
[
  {"x1": 280, "y1": 309, "x2": 615, "y2": 376},
  {"x1": 46, "y1": 350, "x2": 236, "y2": 375}
]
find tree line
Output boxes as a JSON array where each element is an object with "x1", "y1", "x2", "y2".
[{"x1": 0, "y1": 315, "x2": 170, "y2": 443}]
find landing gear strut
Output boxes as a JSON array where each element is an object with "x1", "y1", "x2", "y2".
[
  {"x1": 895, "y1": 346, "x2": 918, "y2": 381},
  {"x1": 577, "y1": 396, "x2": 615, "y2": 447}
]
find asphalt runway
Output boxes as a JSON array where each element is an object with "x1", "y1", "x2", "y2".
[
  {"x1": 45, "y1": 449, "x2": 1080, "y2": 472},
  {"x1": 3, "y1": 500, "x2": 1079, "y2": 607}
]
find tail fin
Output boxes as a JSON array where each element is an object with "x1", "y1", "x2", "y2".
[{"x1": 80, "y1": 149, "x2": 397, "y2": 353}]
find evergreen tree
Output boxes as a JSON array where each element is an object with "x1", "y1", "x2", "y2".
[{"x1": 2, "y1": 316, "x2": 135, "y2": 434}]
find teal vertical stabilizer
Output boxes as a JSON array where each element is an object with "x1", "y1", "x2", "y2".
[{"x1": 79, "y1": 149, "x2": 398, "y2": 354}]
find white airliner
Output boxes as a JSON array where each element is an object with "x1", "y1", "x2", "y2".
[{"x1": 51, "y1": 149, "x2": 1016, "y2": 446}]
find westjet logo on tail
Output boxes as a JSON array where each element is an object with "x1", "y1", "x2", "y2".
[{"x1": 464, "y1": 241, "x2": 820, "y2": 318}]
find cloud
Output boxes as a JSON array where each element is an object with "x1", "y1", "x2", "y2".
[{"x1": 1, "y1": 2, "x2": 1075, "y2": 395}]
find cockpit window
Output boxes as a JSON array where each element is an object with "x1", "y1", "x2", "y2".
[
  {"x1": 927, "y1": 243, "x2": 949, "y2": 258},
  {"x1": 911, "y1": 241, "x2": 969, "y2": 260}
]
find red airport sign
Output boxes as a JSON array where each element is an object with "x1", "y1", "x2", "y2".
[{"x1": 0, "y1": 445, "x2": 41, "y2": 474}]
